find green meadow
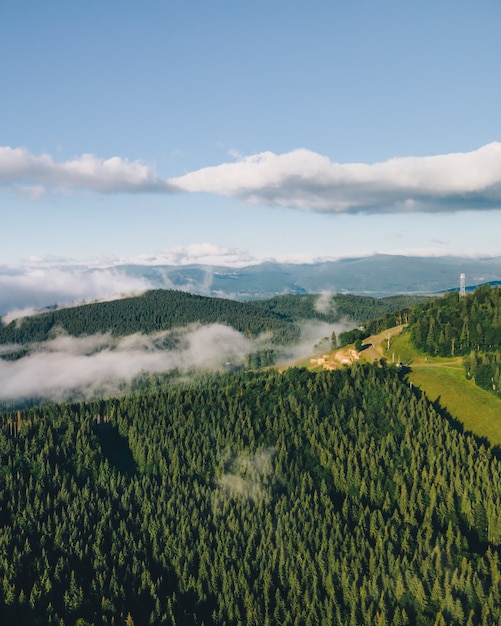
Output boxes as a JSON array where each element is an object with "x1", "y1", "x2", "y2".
[
  {"x1": 388, "y1": 330, "x2": 501, "y2": 447},
  {"x1": 283, "y1": 324, "x2": 501, "y2": 447}
]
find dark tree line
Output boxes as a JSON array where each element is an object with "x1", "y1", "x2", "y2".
[
  {"x1": 410, "y1": 286, "x2": 501, "y2": 357},
  {"x1": 1, "y1": 364, "x2": 500, "y2": 625},
  {"x1": 332, "y1": 293, "x2": 429, "y2": 326},
  {"x1": 247, "y1": 293, "x2": 428, "y2": 327},
  {"x1": 0, "y1": 290, "x2": 301, "y2": 347}
]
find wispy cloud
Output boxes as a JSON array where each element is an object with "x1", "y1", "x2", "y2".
[
  {"x1": 276, "y1": 320, "x2": 352, "y2": 364},
  {"x1": 215, "y1": 448, "x2": 275, "y2": 506},
  {"x1": 124, "y1": 243, "x2": 257, "y2": 267},
  {"x1": 170, "y1": 142, "x2": 501, "y2": 213},
  {"x1": 0, "y1": 146, "x2": 172, "y2": 196},
  {"x1": 0, "y1": 263, "x2": 153, "y2": 321},
  {"x1": 0, "y1": 246, "x2": 263, "y2": 319},
  {"x1": 314, "y1": 291, "x2": 336, "y2": 315},
  {"x1": 0, "y1": 325, "x2": 254, "y2": 402}
]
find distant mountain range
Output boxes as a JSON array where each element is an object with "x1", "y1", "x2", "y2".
[
  {"x1": 3, "y1": 255, "x2": 501, "y2": 318},
  {"x1": 119, "y1": 255, "x2": 501, "y2": 299}
]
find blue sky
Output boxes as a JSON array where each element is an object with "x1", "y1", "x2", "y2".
[{"x1": 2, "y1": 0, "x2": 501, "y2": 269}]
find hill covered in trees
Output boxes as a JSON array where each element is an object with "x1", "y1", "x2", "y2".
[
  {"x1": 1, "y1": 365, "x2": 500, "y2": 625},
  {"x1": 0, "y1": 289, "x2": 432, "y2": 412},
  {"x1": 409, "y1": 285, "x2": 501, "y2": 396},
  {"x1": 0, "y1": 290, "x2": 300, "y2": 347},
  {"x1": 0, "y1": 290, "x2": 429, "y2": 347}
]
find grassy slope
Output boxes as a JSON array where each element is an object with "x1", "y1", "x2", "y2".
[
  {"x1": 290, "y1": 326, "x2": 501, "y2": 446},
  {"x1": 384, "y1": 331, "x2": 501, "y2": 447}
]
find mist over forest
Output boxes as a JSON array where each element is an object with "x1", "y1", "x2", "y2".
[
  {"x1": 1, "y1": 283, "x2": 501, "y2": 625},
  {"x1": 0, "y1": 288, "x2": 424, "y2": 407}
]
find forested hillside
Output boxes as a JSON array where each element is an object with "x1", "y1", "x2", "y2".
[
  {"x1": 0, "y1": 290, "x2": 300, "y2": 346},
  {"x1": 0, "y1": 290, "x2": 429, "y2": 347},
  {"x1": 0, "y1": 290, "x2": 431, "y2": 412},
  {"x1": 410, "y1": 285, "x2": 501, "y2": 395},
  {"x1": 1, "y1": 365, "x2": 500, "y2": 625},
  {"x1": 247, "y1": 293, "x2": 428, "y2": 325}
]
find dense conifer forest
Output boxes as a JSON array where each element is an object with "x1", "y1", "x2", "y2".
[
  {"x1": 2, "y1": 287, "x2": 501, "y2": 624},
  {"x1": 0, "y1": 290, "x2": 429, "y2": 347},
  {"x1": 1, "y1": 365, "x2": 500, "y2": 625},
  {"x1": 409, "y1": 285, "x2": 501, "y2": 396},
  {"x1": 0, "y1": 290, "x2": 299, "y2": 347}
]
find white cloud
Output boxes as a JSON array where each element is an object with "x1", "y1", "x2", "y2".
[
  {"x1": 0, "y1": 324, "x2": 254, "y2": 402},
  {"x1": 169, "y1": 142, "x2": 501, "y2": 213},
  {"x1": 124, "y1": 243, "x2": 257, "y2": 267},
  {"x1": 0, "y1": 146, "x2": 171, "y2": 195},
  {"x1": 2, "y1": 143, "x2": 501, "y2": 213},
  {"x1": 276, "y1": 320, "x2": 352, "y2": 364},
  {"x1": 2, "y1": 307, "x2": 43, "y2": 325},
  {"x1": 314, "y1": 291, "x2": 335, "y2": 315},
  {"x1": 215, "y1": 448, "x2": 275, "y2": 505},
  {"x1": 41, "y1": 332, "x2": 113, "y2": 356},
  {"x1": 0, "y1": 245, "x2": 266, "y2": 319},
  {"x1": 0, "y1": 264, "x2": 153, "y2": 321}
]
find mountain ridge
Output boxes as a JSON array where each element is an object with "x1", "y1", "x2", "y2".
[
  {"x1": 3, "y1": 254, "x2": 501, "y2": 319},
  {"x1": 116, "y1": 254, "x2": 501, "y2": 299}
]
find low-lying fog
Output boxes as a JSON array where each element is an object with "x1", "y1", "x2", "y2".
[{"x1": 0, "y1": 320, "x2": 351, "y2": 405}]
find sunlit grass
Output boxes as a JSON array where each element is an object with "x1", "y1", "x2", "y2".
[
  {"x1": 387, "y1": 331, "x2": 501, "y2": 446},
  {"x1": 282, "y1": 325, "x2": 501, "y2": 447}
]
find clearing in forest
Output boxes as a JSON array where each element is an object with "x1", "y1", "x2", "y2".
[{"x1": 386, "y1": 331, "x2": 501, "y2": 447}]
